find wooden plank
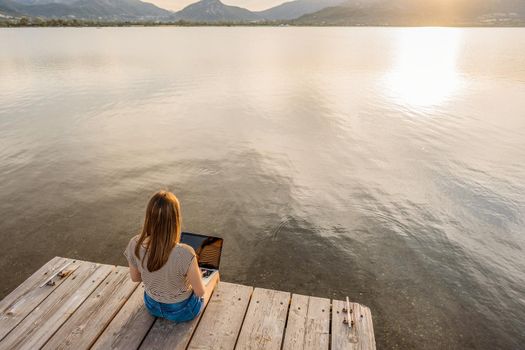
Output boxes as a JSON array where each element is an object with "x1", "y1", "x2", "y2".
[
  {"x1": 282, "y1": 294, "x2": 309, "y2": 350},
  {"x1": 282, "y1": 294, "x2": 330, "y2": 350},
  {"x1": 234, "y1": 287, "x2": 290, "y2": 350},
  {"x1": 0, "y1": 261, "x2": 112, "y2": 350},
  {"x1": 1, "y1": 256, "x2": 376, "y2": 350},
  {"x1": 302, "y1": 296, "x2": 330, "y2": 349},
  {"x1": 331, "y1": 300, "x2": 376, "y2": 350},
  {"x1": 90, "y1": 284, "x2": 155, "y2": 350},
  {"x1": 188, "y1": 282, "x2": 253, "y2": 350},
  {"x1": 138, "y1": 274, "x2": 220, "y2": 350},
  {"x1": 0, "y1": 257, "x2": 79, "y2": 341},
  {"x1": 42, "y1": 266, "x2": 139, "y2": 350}
]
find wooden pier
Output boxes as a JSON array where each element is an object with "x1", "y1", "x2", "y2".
[{"x1": 0, "y1": 257, "x2": 376, "y2": 350}]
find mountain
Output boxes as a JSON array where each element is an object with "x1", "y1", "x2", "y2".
[
  {"x1": 3, "y1": 0, "x2": 524, "y2": 24},
  {"x1": 1, "y1": 0, "x2": 347, "y2": 22},
  {"x1": 172, "y1": 0, "x2": 351, "y2": 22},
  {"x1": 172, "y1": 0, "x2": 260, "y2": 22},
  {"x1": 295, "y1": 0, "x2": 525, "y2": 26},
  {"x1": 0, "y1": 0, "x2": 20, "y2": 15},
  {"x1": 0, "y1": 0, "x2": 171, "y2": 19},
  {"x1": 258, "y1": 0, "x2": 346, "y2": 21},
  {"x1": 12, "y1": 0, "x2": 76, "y2": 5}
]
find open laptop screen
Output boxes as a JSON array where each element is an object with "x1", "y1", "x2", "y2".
[{"x1": 180, "y1": 232, "x2": 223, "y2": 270}]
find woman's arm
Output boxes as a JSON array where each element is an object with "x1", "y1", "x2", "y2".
[
  {"x1": 187, "y1": 257, "x2": 206, "y2": 298},
  {"x1": 129, "y1": 264, "x2": 142, "y2": 282}
]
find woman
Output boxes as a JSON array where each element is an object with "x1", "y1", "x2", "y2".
[{"x1": 123, "y1": 190, "x2": 218, "y2": 322}]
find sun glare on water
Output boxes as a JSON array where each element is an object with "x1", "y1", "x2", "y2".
[{"x1": 383, "y1": 28, "x2": 464, "y2": 108}]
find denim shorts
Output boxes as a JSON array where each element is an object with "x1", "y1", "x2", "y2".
[{"x1": 144, "y1": 291, "x2": 204, "y2": 322}]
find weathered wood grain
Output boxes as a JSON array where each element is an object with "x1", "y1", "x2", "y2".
[
  {"x1": 42, "y1": 266, "x2": 138, "y2": 350},
  {"x1": 188, "y1": 282, "x2": 253, "y2": 350},
  {"x1": 282, "y1": 294, "x2": 330, "y2": 350},
  {"x1": 331, "y1": 299, "x2": 376, "y2": 350},
  {"x1": 90, "y1": 284, "x2": 155, "y2": 350},
  {"x1": 235, "y1": 287, "x2": 290, "y2": 350},
  {"x1": 283, "y1": 294, "x2": 309, "y2": 350},
  {"x1": 138, "y1": 273, "x2": 220, "y2": 350},
  {"x1": 0, "y1": 256, "x2": 377, "y2": 350},
  {"x1": 0, "y1": 261, "x2": 112, "y2": 350},
  {"x1": 0, "y1": 257, "x2": 79, "y2": 341}
]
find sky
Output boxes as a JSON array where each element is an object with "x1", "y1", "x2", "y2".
[{"x1": 146, "y1": 0, "x2": 288, "y2": 12}]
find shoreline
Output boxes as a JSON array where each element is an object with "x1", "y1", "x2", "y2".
[
  {"x1": 1, "y1": 17, "x2": 525, "y2": 28},
  {"x1": 2, "y1": 23, "x2": 525, "y2": 28}
]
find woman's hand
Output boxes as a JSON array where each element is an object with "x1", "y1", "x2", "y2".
[{"x1": 187, "y1": 257, "x2": 206, "y2": 298}]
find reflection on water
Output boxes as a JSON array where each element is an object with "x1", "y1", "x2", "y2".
[
  {"x1": 0, "y1": 27, "x2": 525, "y2": 350},
  {"x1": 384, "y1": 28, "x2": 463, "y2": 107}
]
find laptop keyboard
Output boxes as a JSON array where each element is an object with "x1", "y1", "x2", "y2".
[{"x1": 201, "y1": 268, "x2": 214, "y2": 279}]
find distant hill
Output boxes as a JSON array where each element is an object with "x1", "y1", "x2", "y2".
[
  {"x1": 0, "y1": 0, "x2": 348, "y2": 22},
  {"x1": 13, "y1": 0, "x2": 76, "y2": 5},
  {"x1": 0, "y1": 0, "x2": 20, "y2": 15},
  {"x1": 257, "y1": 0, "x2": 346, "y2": 21},
  {"x1": 0, "y1": 0, "x2": 171, "y2": 19},
  {"x1": 172, "y1": 0, "x2": 260, "y2": 22},
  {"x1": 2, "y1": 0, "x2": 525, "y2": 24},
  {"x1": 171, "y1": 0, "x2": 349, "y2": 22},
  {"x1": 295, "y1": 0, "x2": 525, "y2": 26}
]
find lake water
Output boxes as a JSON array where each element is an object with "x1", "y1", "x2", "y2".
[{"x1": 1, "y1": 27, "x2": 524, "y2": 349}]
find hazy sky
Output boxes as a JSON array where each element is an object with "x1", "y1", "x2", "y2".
[{"x1": 146, "y1": 0, "x2": 288, "y2": 12}]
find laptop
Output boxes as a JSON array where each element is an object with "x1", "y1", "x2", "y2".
[{"x1": 180, "y1": 232, "x2": 223, "y2": 285}]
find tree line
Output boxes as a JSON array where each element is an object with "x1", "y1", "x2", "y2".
[{"x1": 0, "y1": 16, "x2": 292, "y2": 27}]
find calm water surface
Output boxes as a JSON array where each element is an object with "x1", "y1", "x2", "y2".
[{"x1": 1, "y1": 27, "x2": 524, "y2": 349}]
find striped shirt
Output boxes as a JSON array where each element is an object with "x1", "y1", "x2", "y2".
[{"x1": 124, "y1": 235, "x2": 196, "y2": 303}]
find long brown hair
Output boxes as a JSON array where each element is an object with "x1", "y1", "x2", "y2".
[{"x1": 135, "y1": 190, "x2": 182, "y2": 272}]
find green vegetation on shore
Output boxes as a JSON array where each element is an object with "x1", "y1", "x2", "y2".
[
  {"x1": 2, "y1": 17, "x2": 524, "y2": 27},
  {"x1": 0, "y1": 17, "x2": 292, "y2": 27}
]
